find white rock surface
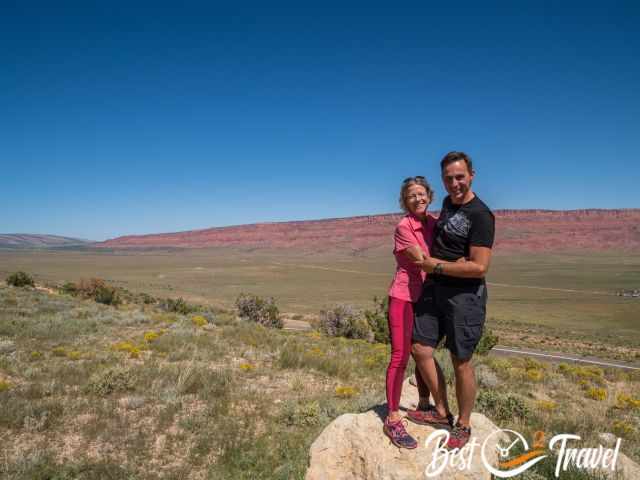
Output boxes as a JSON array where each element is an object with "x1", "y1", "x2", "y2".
[
  {"x1": 306, "y1": 379, "x2": 640, "y2": 480},
  {"x1": 306, "y1": 379, "x2": 504, "y2": 480}
]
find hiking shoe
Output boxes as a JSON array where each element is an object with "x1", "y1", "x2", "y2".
[
  {"x1": 446, "y1": 422, "x2": 472, "y2": 450},
  {"x1": 406, "y1": 407, "x2": 454, "y2": 429},
  {"x1": 383, "y1": 418, "x2": 418, "y2": 449}
]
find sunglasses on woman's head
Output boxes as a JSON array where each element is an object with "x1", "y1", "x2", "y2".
[{"x1": 403, "y1": 176, "x2": 425, "y2": 183}]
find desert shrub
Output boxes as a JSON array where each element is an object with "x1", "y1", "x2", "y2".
[
  {"x1": 70, "y1": 278, "x2": 121, "y2": 306},
  {"x1": 319, "y1": 304, "x2": 373, "y2": 341},
  {"x1": 111, "y1": 341, "x2": 142, "y2": 359},
  {"x1": 612, "y1": 420, "x2": 635, "y2": 438},
  {"x1": 476, "y1": 364, "x2": 499, "y2": 388},
  {"x1": 616, "y1": 393, "x2": 640, "y2": 410},
  {"x1": 558, "y1": 363, "x2": 604, "y2": 384},
  {"x1": 335, "y1": 385, "x2": 359, "y2": 398},
  {"x1": 536, "y1": 400, "x2": 557, "y2": 411},
  {"x1": 60, "y1": 282, "x2": 78, "y2": 295},
  {"x1": 476, "y1": 390, "x2": 531, "y2": 422},
  {"x1": 161, "y1": 297, "x2": 196, "y2": 315},
  {"x1": 364, "y1": 295, "x2": 389, "y2": 343},
  {"x1": 191, "y1": 315, "x2": 208, "y2": 328},
  {"x1": 475, "y1": 329, "x2": 499, "y2": 355},
  {"x1": 6, "y1": 271, "x2": 35, "y2": 288},
  {"x1": 281, "y1": 400, "x2": 321, "y2": 426},
  {"x1": 586, "y1": 386, "x2": 607, "y2": 401},
  {"x1": 175, "y1": 364, "x2": 232, "y2": 398},
  {"x1": 239, "y1": 362, "x2": 254, "y2": 372},
  {"x1": 93, "y1": 285, "x2": 120, "y2": 305},
  {"x1": 235, "y1": 293, "x2": 283, "y2": 329},
  {"x1": 86, "y1": 366, "x2": 136, "y2": 395}
]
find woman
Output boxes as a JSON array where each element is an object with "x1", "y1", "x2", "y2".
[{"x1": 384, "y1": 176, "x2": 436, "y2": 449}]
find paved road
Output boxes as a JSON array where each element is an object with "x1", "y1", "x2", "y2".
[
  {"x1": 283, "y1": 318, "x2": 640, "y2": 370},
  {"x1": 490, "y1": 345, "x2": 640, "y2": 371}
]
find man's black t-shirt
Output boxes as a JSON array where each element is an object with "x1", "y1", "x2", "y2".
[{"x1": 431, "y1": 195, "x2": 495, "y2": 286}]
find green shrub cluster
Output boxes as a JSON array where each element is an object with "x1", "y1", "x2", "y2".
[
  {"x1": 86, "y1": 367, "x2": 136, "y2": 396},
  {"x1": 476, "y1": 390, "x2": 531, "y2": 422},
  {"x1": 235, "y1": 293, "x2": 283, "y2": 329},
  {"x1": 160, "y1": 297, "x2": 196, "y2": 315},
  {"x1": 6, "y1": 271, "x2": 35, "y2": 288},
  {"x1": 281, "y1": 400, "x2": 321, "y2": 427},
  {"x1": 62, "y1": 278, "x2": 121, "y2": 306},
  {"x1": 475, "y1": 328, "x2": 499, "y2": 355},
  {"x1": 363, "y1": 296, "x2": 390, "y2": 344},
  {"x1": 319, "y1": 304, "x2": 372, "y2": 341}
]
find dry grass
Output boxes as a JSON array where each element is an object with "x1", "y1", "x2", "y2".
[{"x1": 0, "y1": 283, "x2": 638, "y2": 479}]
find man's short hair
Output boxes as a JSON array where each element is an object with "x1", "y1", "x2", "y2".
[{"x1": 440, "y1": 151, "x2": 473, "y2": 174}]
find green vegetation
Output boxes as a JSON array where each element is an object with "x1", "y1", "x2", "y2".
[
  {"x1": 235, "y1": 293, "x2": 283, "y2": 329},
  {"x1": 0, "y1": 283, "x2": 638, "y2": 479},
  {"x1": 6, "y1": 271, "x2": 35, "y2": 288},
  {"x1": 318, "y1": 304, "x2": 372, "y2": 341},
  {"x1": 1, "y1": 249, "x2": 638, "y2": 363},
  {"x1": 364, "y1": 295, "x2": 390, "y2": 344}
]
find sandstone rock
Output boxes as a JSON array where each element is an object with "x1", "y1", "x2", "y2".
[
  {"x1": 602, "y1": 451, "x2": 640, "y2": 480},
  {"x1": 306, "y1": 378, "x2": 505, "y2": 480},
  {"x1": 306, "y1": 380, "x2": 640, "y2": 479}
]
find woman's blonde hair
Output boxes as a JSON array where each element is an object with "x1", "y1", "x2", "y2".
[{"x1": 399, "y1": 176, "x2": 434, "y2": 212}]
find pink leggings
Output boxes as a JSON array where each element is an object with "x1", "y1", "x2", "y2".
[{"x1": 386, "y1": 296, "x2": 429, "y2": 412}]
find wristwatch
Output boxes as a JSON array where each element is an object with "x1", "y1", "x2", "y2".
[{"x1": 434, "y1": 263, "x2": 444, "y2": 275}]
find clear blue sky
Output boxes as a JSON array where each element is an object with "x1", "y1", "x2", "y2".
[{"x1": 2, "y1": 1, "x2": 638, "y2": 240}]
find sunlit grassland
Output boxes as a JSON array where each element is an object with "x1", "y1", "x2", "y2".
[
  {"x1": 0, "y1": 285, "x2": 638, "y2": 479},
  {"x1": 1, "y1": 248, "x2": 639, "y2": 358}
]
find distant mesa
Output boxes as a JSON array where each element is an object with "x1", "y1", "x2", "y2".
[
  {"x1": 96, "y1": 209, "x2": 640, "y2": 253},
  {"x1": 0, "y1": 234, "x2": 92, "y2": 250}
]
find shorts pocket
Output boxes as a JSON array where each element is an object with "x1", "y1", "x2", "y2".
[{"x1": 447, "y1": 292, "x2": 485, "y2": 342}]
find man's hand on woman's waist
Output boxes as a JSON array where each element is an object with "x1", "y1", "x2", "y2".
[{"x1": 413, "y1": 245, "x2": 492, "y2": 279}]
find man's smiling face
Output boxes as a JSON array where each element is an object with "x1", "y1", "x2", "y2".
[{"x1": 442, "y1": 160, "x2": 474, "y2": 205}]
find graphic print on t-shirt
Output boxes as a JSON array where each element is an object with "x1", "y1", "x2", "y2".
[{"x1": 442, "y1": 210, "x2": 471, "y2": 239}]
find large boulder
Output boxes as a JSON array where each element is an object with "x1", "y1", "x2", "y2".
[
  {"x1": 306, "y1": 379, "x2": 504, "y2": 480},
  {"x1": 306, "y1": 379, "x2": 640, "y2": 479}
]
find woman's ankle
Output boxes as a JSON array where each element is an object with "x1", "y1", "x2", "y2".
[{"x1": 387, "y1": 412, "x2": 402, "y2": 423}]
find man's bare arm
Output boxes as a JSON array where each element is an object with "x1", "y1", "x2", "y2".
[{"x1": 416, "y1": 246, "x2": 492, "y2": 278}]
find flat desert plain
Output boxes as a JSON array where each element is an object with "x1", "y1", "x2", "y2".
[{"x1": 1, "y1": 246, "x2": 639, "y2": 362}]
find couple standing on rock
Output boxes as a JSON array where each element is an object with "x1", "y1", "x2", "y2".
[{"x1": 385, "y1": 151, "x2": 495, "y2": 450}]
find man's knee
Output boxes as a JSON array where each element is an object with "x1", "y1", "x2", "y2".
[{"x1": 451, "y1": 354, "x2": 474, "y2": 372}]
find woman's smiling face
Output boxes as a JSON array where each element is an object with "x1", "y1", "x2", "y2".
[{"x1": 404, "y1": 184, "x2": 430, "y2": 217}]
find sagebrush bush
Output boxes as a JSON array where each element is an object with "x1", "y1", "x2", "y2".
[
  {"x1": 86, "y1": 367, "x2": 136, "y2": 395},
  {"x1": 6, "y1": 271, "x2": 35, "y2": 288},
  {"x1": 160, "y1": 297, "x2": 195, "y2": 315},
  {"x1": 475, "y1": 328, "x2": 499, "y2": 355},
  {"x1": 281, "y1": 400, "x2": 321, "y2": 427},
  {"x1": 319, "y1": 304, "x2": 373, "y2": 341},
  {"x1": 66, "y1": 278, "x2": 121, "y2": 306},
  {"x1": 235, "y1": 293, "x2": 283, "y2": 329},
  {"x1": 364, "y1": 296, "x2": 389, "y2": 343},
  {"x1": 476, "y1": 390, "x2": 531, "y2": 422}
]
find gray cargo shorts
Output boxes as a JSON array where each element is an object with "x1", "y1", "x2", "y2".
[{"x1": 412, "y1": 279, "x2": 487, "y2": 360}]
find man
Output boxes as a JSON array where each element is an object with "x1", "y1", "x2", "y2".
[{"x1": 408, "y1": 151, "x2": 495, "y2": 449}]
